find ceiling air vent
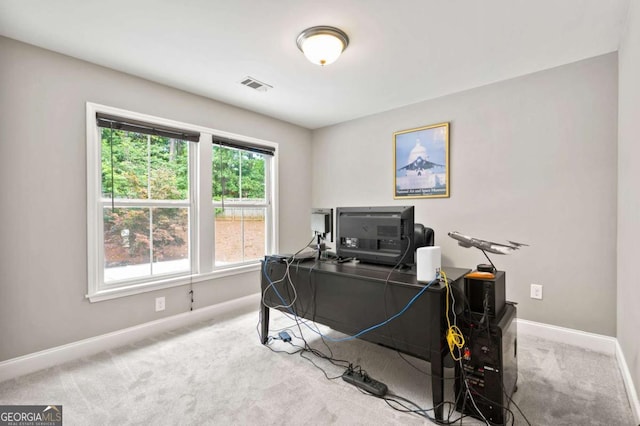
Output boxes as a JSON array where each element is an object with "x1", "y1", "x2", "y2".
[{"x1": 240, "y1": 76, "x2": 273, "y2": 92}]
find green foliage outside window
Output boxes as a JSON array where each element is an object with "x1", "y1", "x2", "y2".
[
  {"x1": 212, "y1": 146, "x2": 265, "y2": 203},
  {"x1": 100, "y1": 130, "x2": 268, "y2": 271},
  {"x1": 101, "y1": 130, "x2": 188, "y2": 200},
  {"x1": 101, "y1": 129, "x2": 189, "y2": 269}
]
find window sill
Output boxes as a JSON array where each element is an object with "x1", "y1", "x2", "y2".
[{"x1": 86, "y1": 262, "x2": 262, "y2": 303}]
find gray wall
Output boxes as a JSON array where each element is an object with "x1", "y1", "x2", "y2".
[
  {"x1": 618, "y1": 0, "x2": 640, "y2": 406},
  {"x1": 0, "y1": 37, "x2": 312, "y2": 361},
  {"x1": 0, "y1": 31, "x2": 628, "y2": 381},
  {"x1": 312, "y1": 53, "x2": 618, "y2": 336}
]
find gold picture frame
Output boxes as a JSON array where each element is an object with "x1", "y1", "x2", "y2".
[{"x1": 394, "y1": 122, "x2": 449, "y2": 199}]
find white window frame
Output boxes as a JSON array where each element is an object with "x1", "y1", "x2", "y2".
[{"x1": 86, "y1": 103, "x2": 278, "y2": 302}]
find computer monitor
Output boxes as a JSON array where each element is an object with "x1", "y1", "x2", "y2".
[
  {"x1": 311, "y1": 208, "x2": 333, "y2": 242},
  {"x1": 336, "y1": 206, "x2": 424, "y2": 266},
  {"x1": 310, "y1": 208, "x2": 333, "y2": 259}
]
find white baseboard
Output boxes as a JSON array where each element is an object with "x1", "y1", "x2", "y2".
[
  {"x1": 616, "y1": 340, "x2": 640, "y2": 425},
  {"x1": 518, "y1": 319, "x2": 639, "y2": 424},
  {"x1": 0, "y1": 293, "x2": 261, "y2": 384},
  {"x1": 517, "y1": 318, "x2": 617, "y2": 355}
]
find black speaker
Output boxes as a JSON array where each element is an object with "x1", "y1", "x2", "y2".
[
  {"x1": 464, "y1": 270, "x2": 505, "y2": 319},
  {"x1": 455, "y1": 302, "x2": 518, "y2": 425}
]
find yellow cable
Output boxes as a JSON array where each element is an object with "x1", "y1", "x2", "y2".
[{"x1": 443, "y1": 270, "x2": 465, "y2": 361}]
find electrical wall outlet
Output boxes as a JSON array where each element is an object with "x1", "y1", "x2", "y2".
[
  {"x1": 530, "y1": 284, "x2": 543, "y2": 300},
  {"x1": 155, "y1": 296, "x2": 166, "y2": 312}
]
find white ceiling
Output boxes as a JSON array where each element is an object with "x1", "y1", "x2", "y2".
[{"x1": 0, "y1": 0, "x2": 630, "y2": 129}]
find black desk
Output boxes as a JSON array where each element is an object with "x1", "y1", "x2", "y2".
[{"x1": 260, "y1": 257, "x2": 469, "y2": 421}]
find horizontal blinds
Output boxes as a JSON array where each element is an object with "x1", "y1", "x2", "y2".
[
  {"x1": 212, "y1": 135, "x2": 275, "y2": 156},
  {"x1": 96, "y1": 113, "x2": 200, "y2": 142}
]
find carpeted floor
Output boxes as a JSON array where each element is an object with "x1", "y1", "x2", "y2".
[{"x1": 0, "y1": 308, "x2": 635, "y2": 425}]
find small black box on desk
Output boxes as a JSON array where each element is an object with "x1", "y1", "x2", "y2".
[{"x1": 464, "y1": 270, "x2": 505, "y2": 319}]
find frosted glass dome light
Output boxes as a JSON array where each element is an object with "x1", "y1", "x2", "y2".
[{"x1": 296, "y1": 26, "x2": 349, "y2": 66}]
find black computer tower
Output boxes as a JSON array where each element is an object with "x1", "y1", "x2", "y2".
[
  {"x1": 455, "y1": 302, "x2": 517, "y2": 425},
  {"x1": 464, "y1": 270, "x2": 506, "y2": 319}
]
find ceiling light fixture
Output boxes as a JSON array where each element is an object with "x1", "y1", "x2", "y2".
[{"x1": 296, "y1": 26, "x2": 349, "y2": 66}]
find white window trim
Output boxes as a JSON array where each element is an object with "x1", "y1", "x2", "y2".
[{"x1": 86, "y1": 102, "x2": 278, "y2": 302}]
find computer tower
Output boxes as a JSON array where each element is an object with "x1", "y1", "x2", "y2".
[
  {"x1": 464, "y1": 270, "x2": 505, "y2": 319},
  {"x1": 455, "y1": 302, "x2": 517, "y2": 425}
]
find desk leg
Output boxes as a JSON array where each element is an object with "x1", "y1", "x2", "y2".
[
  {"x1": 260, "y1": 303, "x2": 270, "y2": 344},
  {"x1": 431, "y1": 348, "x2": 444, "y2": 421},
  {"x1": 428, "y1": 286, "x2": 446, "y2": 422}
]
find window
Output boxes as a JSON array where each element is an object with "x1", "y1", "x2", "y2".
[
  {"x1": 212, "y1": 138, "x2": 273, "y2": 267},
  {"x1": 87, "y1": 103, "x2": 277, "y2": 301}
]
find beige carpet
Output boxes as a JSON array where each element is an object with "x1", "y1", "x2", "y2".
[{"x1": 0, "y1": 308, "x2": 635, "y2": 425}]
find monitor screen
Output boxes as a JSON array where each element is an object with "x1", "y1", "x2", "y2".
[{"x1": 336, "y1": 206, "x2": 416, "y2": 266}]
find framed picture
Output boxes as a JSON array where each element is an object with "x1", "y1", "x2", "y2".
[{"x1": 394, "y1": 122, "x2": 449, "y2": 199}]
